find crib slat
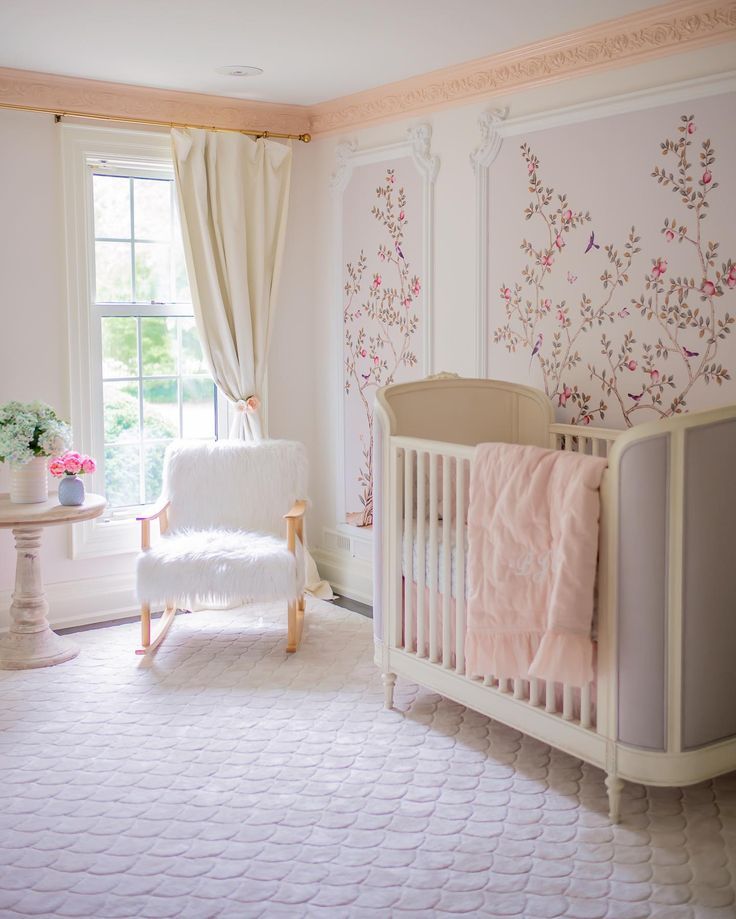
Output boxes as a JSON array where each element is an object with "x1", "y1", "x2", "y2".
[
  {"x1": 563, "y1": 684, "x2": 574, "y2": 721},
  {"x1": 545, "y1": 681, "x2": 556, "y2": 713},
  {"x1": 455, "y1": 458, "x2": 466, "y2": 675},
  {"x1": 416, "y1": 452, "x2": 426, "y2": 658},
  {"x1": 580, "y1": 682, "x2": 592, "y2": 729},
  {"x1": 513, "y1": 678, "x2": 524, "y2": 700},
  {"x1": 564, "y1": 434, "x2": 573, "y2": 452},
  {"x1": 592, "y1": 438, "x2": 603, "y2": 457},
  {"x1": 428, "y1": 453, "x2": 439, "y2": 664},
  {"x1": 441, "y1": 458, "x2": 452, "y2": 668},
  {"x1": 498, "y1": 677, "x2": 510, "y2": 693},
  {"x1": 403, "y1": 449, "x2": 414, "y2": 654},
  {"x1": 529, "y1": 678, "x2": 540, "y2": 707},
  {"x1": 578, "y1": 436, "x2": 589, "y2": 455}
]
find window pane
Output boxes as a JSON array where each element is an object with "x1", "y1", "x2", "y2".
[
  {"x1": 180, "y1": 318, "x2": 207, "y2": 374},
  {"x1": 103, "y1": 382, "x2": 140, "y2": 443},
  {"x1": 135, "y1": 242, "x2": 170, "y2": 303},
  {"x1": 182, "y1": 377, "x2": 215, "y2": 438},
  {"x1": 101, "y1": 317, "x2": 138, "y2": 378},
  {"x1": 141, "y1": 317, "x2": 178, "y2": 375},
  {"x1": 134, "y1": 178, "x2": 171, "y2": 241},
  {"x1": 104, "y1": 444, "x2": 141, "y2": 507},
  {"x1": 173, "y1": 220, "x2": 192, "y2": 303},
  {"x1": 144, "y1": 443, "x2": 168, "y2": 504},
  {"x1": 93, "y1": 175, "x2": 130, "y2": 239},
  {"x1": 143, "y1": 379, "x2": 179, "y2": 440},
  {"x1": 95, "y1": 241, "x2": 132, "y2": 302}
]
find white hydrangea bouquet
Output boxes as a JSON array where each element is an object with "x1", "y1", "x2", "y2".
[{"x1": 0, "y1": 401, "x2": 72, "y2": 503}]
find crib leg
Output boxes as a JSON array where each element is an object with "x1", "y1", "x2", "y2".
[
  {"x1": 605, "y1": 772, "x2": 624, "y2": 824},
  {"x1": 382, "y1": 672, "x2": 396, "y2": 710}
]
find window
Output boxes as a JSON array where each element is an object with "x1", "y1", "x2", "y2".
[
  {"x1": 62, "y1": 127, "x2": 227, "y2": 557},
  {"x1": 92, "y1": 170, "x2": 220, "y2": 510}
]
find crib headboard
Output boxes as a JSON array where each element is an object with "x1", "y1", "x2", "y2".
[{"x1": 375, "y1": 376, "x2": 553, "y2": 447}]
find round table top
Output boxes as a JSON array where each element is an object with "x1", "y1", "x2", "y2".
[{"x1": 0, "y1": 493, "x2": 107, "y2": 528}]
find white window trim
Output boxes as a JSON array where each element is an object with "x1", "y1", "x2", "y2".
[{"x1": 61, "y1": 124, "x2": 229, "y2": 559}]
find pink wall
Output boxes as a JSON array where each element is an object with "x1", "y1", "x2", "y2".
[{"x1": 488, "y1": 91, "x2": 736, "y2": 428}]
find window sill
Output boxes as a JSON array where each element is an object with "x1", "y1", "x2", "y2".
[{"x1": 71, "y1": 514, "x2": 140, "y2": 559}]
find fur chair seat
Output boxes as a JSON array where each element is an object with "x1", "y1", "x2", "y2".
[{"x1": 137, "y1": 529, "x2": 305, "y2": 608}]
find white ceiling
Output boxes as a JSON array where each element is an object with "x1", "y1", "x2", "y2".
[{"x1": 1, "y1": 0, "x2": 663, "y2": 106}]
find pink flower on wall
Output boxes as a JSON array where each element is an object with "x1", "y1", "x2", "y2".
[
  {"x1": 344, "y1": 168, "x2": 421, "y2": 527},
  {"x1": 494, "y1": 115, "x2": 735, "y2": 427}
]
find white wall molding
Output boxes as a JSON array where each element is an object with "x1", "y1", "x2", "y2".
[
  {"x1": 312, "y1": 545, "x2": 373, "y2": 606},
  {"x1": 470, "y1": 108, "x2": 508, "y2": 377},
  {"x1": 330, "y1": 125, "x2": 439, "y2": 548},
  {"x1": 471, "y1": 70, "x2": 736, "y2": 380}
]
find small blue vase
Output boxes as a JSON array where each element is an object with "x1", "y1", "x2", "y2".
[{"x1": 59, "y1": 475, "x2": 85, "y2": 506}]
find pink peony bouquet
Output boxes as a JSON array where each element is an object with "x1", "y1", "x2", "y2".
[{"x1": 49, "y1": 451, "x2": 96, "y2": 478}]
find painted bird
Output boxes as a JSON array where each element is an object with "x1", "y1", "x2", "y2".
[
  {"x1": 628, "y1": 392, "x2": 643, "y2": 402},
  {"x1": 683, "y1": 347, "x2": 699, "y2": 358},
  {"x1": 361, "y1": 372, "x2": 371, "y2": 380},
  {"x1": 529, "y1": 333, "x2": 544, "y2": 368},
  {"x1": 585, "y1": 232, "x2": 600, "y2": 253},
  {"x1": 395, "y1": 241, "x2": 405, "y2": 260}
]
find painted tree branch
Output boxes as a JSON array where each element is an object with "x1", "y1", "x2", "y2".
[{"x1": 344, "y1": 169, "x2": 421, "y2": 526}]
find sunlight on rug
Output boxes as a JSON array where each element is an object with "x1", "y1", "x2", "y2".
[{"x1": 0, "y1": 599, "x2": 734, "y2": 918}]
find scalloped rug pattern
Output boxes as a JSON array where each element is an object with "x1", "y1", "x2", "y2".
[{"x1": 0, "y1": 599, "x2": 734, "y2": 919}]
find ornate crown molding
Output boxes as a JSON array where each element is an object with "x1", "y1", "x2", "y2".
[
  {"x1": 0, "y1": 66, "x2": 310, "y2": 136},
  {"x1": 308, "y1": 0, "x2": 736, "y2": 136},
  {"x1": 1, "y1": 2, "x2": 733, "y2": 141}
]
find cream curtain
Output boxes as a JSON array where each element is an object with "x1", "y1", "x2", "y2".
[
  {"x1": 172, "y1": 128, "x2": 333, "y2": 600},
  {"x1": 171, "y1": 127, "x2": 292, "y2": 440}
]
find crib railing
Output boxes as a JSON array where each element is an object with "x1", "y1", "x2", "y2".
[
  {"x1": 390, "y1": 430, "x2": 607, "y2": 735},
  {"x1": 549, "y1": 422, "x2": 619, "y2": 457}
]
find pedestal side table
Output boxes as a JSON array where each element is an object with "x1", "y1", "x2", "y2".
[{"x1": 0, "y1": 493, "x2": 106, "y2": 669}]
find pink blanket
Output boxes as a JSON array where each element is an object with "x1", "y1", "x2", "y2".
[{"x1": 465, "y1": 443, "x2": 607, "y2": 686}]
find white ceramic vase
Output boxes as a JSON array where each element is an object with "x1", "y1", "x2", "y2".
[{"x1": 9, "y1": 457, "x2": 49, "y2": 504}]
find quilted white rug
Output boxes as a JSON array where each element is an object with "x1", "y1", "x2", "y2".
[{"x1": 0, "y1": 600, "x2": 734, "y2": 919}]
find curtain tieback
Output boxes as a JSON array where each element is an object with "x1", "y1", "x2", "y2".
[{"x1": 234, "y1": 396, "x2": 261, "y2": 414}]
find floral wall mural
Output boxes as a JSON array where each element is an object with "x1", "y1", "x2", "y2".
[
  {"x1": 488, "y1": 93, "x2": 736, "y2": 427},
  {"x1": 342, "y1": 157, "x2": 425, "y2": 526}
]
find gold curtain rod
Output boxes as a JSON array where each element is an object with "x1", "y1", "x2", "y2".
[{"x1": 0, "y1": 100, "x2": 311, "y2": 142}]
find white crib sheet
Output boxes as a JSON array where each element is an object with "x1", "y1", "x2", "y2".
[{"x1": 401, "y1": 518, "x2": 468, "y2": 600}]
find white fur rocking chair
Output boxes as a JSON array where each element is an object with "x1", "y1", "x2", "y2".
[{"x1": 135, "y1": 439, "x2": 309, "y2": 655}]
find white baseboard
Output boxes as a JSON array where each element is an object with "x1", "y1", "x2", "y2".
[
  {"x1": 0, "y1": 572, "x2": 138, "y2": 633},
  {"x1": 312, "y1": 546, "x2": 373, "y2": 606}
]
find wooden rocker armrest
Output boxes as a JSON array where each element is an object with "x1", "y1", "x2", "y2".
[
  {"x1": 136, "y1": 499, "x2": 171, "y2": 522},
  {"x1": 283, "y1": 500, "x2": 307, "y2": 520},
  {"x1": 137, "y1": 499, "x2": 171, "y2": 550},
  {"x1": 284, "y1": 500, "x2": 307, "y2": 554}
]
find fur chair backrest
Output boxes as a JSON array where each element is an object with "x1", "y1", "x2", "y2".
[{"x1": 163, "y1": 440, "x2": 308, "y2": 537}]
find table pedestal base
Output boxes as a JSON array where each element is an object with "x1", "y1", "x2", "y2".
[
  {"x1": 0, "y1": 525, "x2": 79, "y2": 671},
  {"x1": 0, "y1": 629, "x2": 78, "y2": 670}
]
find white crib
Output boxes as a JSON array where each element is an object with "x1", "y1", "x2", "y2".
[{"x1": 373, "y1": 375, "x2": 736, "y2": 822}]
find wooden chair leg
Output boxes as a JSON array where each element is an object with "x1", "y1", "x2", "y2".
[
  {"x1": 136, "y1": 601, "x2": 177, "y2": 655},
  {"x1": 287, "y1": 598, "x2": 304, "y2": 653},
  {"x1": 141, "y1": 603, "x2": 151, "y2": 648}
]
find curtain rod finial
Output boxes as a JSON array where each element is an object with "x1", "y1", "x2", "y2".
[{"x1": 301, "y1": 133, "x2": 312, "y2": 143}]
